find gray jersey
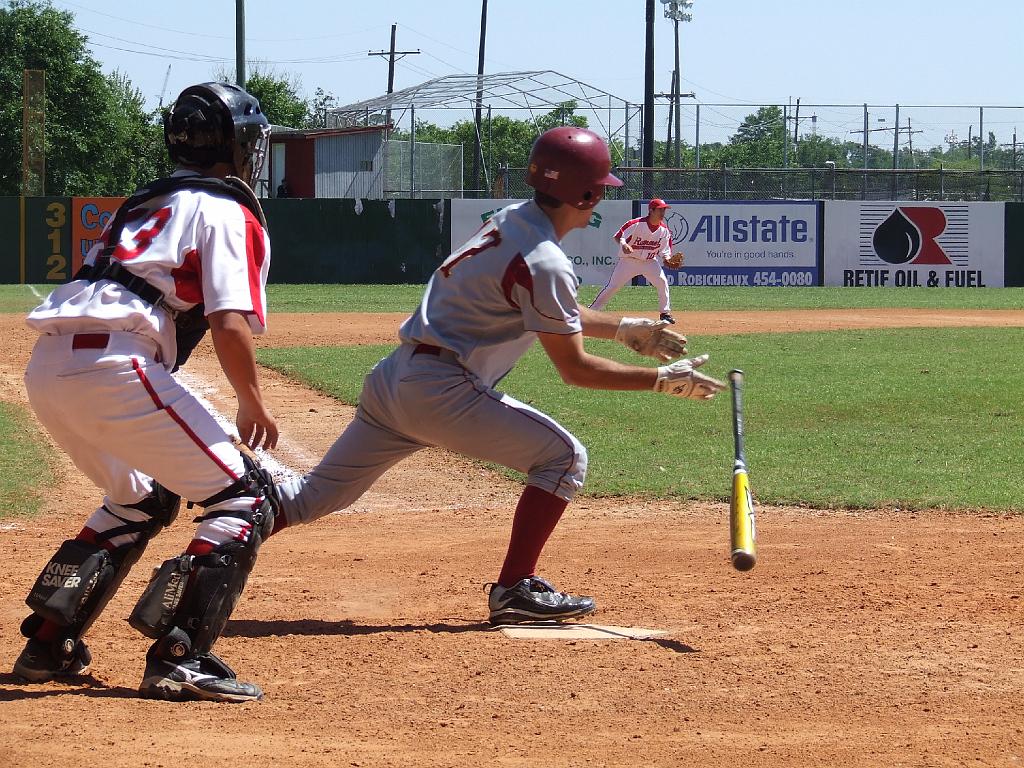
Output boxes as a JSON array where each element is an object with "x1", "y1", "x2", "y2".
[
  {"x1": 399, "y1": 200, "x2": 582, "y2": 388},
  {"x1": 276, "y1": 200, "x2": 591, "y2": 529}
]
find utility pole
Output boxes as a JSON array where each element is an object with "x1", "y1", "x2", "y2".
[
  {"x1": 792, "y1": 97, "x2": 800, "y2": 149},
  {"x1": 664, "y1": 71, "x2": 676, "y2": 166},
  {"x1": 901, "y1": 118, "x2": 922, "y2": 168},
  {"x1": 643, "y1": 0, "x2": 655, "y2": 194},
  {"x1": 672, "y1": 15, "x2": 681, "y2": 167},
  {"x1": 472, "y1": 0, "x2": 488, "y2": 197},
  {"x1": 235, "y1": 0, "x2": 245, "y2": 87},
  {"x1": 892, "y1": 104, "x2": 900, "y2": 171},
  {"x1": 999, "y1": 129, "x2": 1020, "y2": 170},
  {"x1": 979, "y1": 107, "x2": 985, "y2": 171},
  {"x1": 368, "y1": 24, "x2": 420, "y2": 130}
]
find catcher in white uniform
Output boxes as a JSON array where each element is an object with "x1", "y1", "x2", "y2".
[
  {"x1": 264, "y1": 127, "x2": 724, "y2": 624},
  {"x1": 13, "y1": 83, "x2": 279, "y2": 703},
  {"x1": 591, "y1": 198, "x2": 682, "y2": 324}
]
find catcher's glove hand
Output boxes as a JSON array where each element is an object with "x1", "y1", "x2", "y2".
[
  {"x1": 615, "y1": 317, "x2": 687, "y2": 362},
  {"x1": 663, "y1": 251, "x2": 684, "y2": 269}
]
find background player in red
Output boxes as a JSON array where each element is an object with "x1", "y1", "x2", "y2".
[
  {"x1": 591, "y1": 198, "x2": 679, "y2": 323},
  {"x1": 264, "y1": 127, "x2": 724, "y2": 624},
  {"x1": 13, "y1": 83, "x2": 280, "y2": 703}
]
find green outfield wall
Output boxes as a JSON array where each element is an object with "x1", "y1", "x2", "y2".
[
  {"x1": 1005, "y1": 203, "x2": 1024, "y2": 287},
  {"x1": 1, "y1": 196, "x2": 1020, "y2": 287},
  {"x1": 0, "y1": 197, "x2": 451, "y2": 286}
]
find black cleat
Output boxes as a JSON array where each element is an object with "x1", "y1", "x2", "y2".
[
  {"x1": 139, "y1": 648, "x2": 262, "y2": 703},
  {"x1": 659, "y1": 312, "x2": 676, "y2": 324},
  {"x1": 487, "y1": 576, "x2": 596, "y2": 625},
  {"x1": 13, "y1": 637, "x2": 92, "y2": 682}
]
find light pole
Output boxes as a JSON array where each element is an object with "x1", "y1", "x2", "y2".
[{"x1": 661, "y1": 0, "x2": 693, "y2": 168}]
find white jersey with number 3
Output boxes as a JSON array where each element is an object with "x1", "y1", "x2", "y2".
[{"x1": 26, "y1": 170, "x2": 270, "y2": 370}]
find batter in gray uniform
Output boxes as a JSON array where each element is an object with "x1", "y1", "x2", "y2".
[{"x1": 271, "y1": 127, "x2": 725, "y2": 623}]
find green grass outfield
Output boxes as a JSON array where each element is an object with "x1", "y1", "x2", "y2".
[
  {"x1": 3, "y1": 283, "x2": 1024, "y2": 314},
  {"x1": 0, "y1": 402, "x2": 57, "y2": 518},
  {"x1": 4, "y1": 283, "x2": 1023, "y2": 513},
  {"x1": 258, "y1": 326, "x2": 1024, "y2": 511}
]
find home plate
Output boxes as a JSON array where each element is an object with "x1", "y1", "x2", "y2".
[{"x1": 497, "y1": 623, "x2": 667, "y2": 640}]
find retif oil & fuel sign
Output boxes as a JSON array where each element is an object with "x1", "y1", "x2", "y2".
[{"x1": 824, "y1": 201, "x2": 1005, "y2": 287}]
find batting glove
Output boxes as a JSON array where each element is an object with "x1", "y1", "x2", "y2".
[
  {"x1": 653, "y1": 354, "x2": 726, "y2": 400},
  {"x1": 615, "y1": 317, "x2": 687, "y2": 362}
]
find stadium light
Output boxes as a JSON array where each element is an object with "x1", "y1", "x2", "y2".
[{"x1": 661, "y1": 0, "x2": 694, "y2": 23}]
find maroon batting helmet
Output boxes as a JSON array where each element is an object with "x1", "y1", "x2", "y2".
[{"x1": 526, "y1": 127, "x2": 623, "y2": 210}]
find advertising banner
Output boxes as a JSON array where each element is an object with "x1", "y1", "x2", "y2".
[
  {"x1": 640, "y1": 200, "x2": 821, "y2": 287},
  {"x1": 823, "y1": 201, "x2": 1005, "y2": 287},
  {"x1": 71, "y1": 197, "x2": 123, "y2": 275},
  {"x1": 451, "y1": 199, "x2": 631, "y2": 286}
]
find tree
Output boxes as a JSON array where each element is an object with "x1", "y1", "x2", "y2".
[
  {"x1": 243, "y1": 67, "x2": 307, "y2": 128},
  {"x1": 91, "y1": 72, "x2": 170, "y2": 194},
  {"x1": 726, "y1": 105, "x2": 786, "y2": 166},
  {"x1": 793, "y1": 134, "x2": 851, "y2": 168},
  {"x1": 304, "y1": 87, "x2": 338, "y2": 129},
  {"x1": 0, "y1": 0, "x2": 165, "y2": 195}
]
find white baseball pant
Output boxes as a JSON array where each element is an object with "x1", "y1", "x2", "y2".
[
  {"x1": 590, "y1": 257, "x2": 671, "y2": 313},
  {"x1": 24, "y1": 331, "x2": 250, "y2": 541}
]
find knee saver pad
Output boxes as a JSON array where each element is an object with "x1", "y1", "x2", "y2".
[{"x1": 26, "y1": 539, "x2": 115, "y2": 627}]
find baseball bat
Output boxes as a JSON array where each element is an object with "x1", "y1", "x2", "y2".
[{"x1": 728, "y1": 369, "x2": 757, "y2": 572}]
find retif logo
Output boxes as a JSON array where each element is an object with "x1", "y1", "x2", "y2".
[
  {"x1": 859, "y1": 204, "x2": 970, "y2": 267},
  {"x1": 871, "y1": 207, "x2": 952, "y2": 265}
]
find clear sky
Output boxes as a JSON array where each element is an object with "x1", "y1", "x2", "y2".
[{"x1": 50, "y1": 0, "x2": 1023, "y2": 150}]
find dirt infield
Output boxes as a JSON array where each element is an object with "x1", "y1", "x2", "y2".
[{"x1": 1, "y1": 309, "x2": 1022, "y2": 768}]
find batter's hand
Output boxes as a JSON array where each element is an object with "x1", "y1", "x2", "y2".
[
  {"x1": 236, "y1": 400, "x2": 278, "y2": 450},
  {"x1": 653, "y1": 354, "x2": 726, "y2": 400},
  {"x1": 615, "y1": 317, "x2": 687, "y2": 362}
]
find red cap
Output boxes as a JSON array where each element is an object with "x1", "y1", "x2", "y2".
[{"x1": 648, "y1": 198, "x2": 670, "y2": 209}]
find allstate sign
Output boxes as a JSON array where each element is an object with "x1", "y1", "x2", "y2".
[{"x1": 644, "y1": 200, "x2": 820, "y2": 287}]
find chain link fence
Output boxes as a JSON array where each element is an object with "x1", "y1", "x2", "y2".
[
  {"x1": 384, "y1": 140, "x2": 463, "y2": 198},
  {"x1": 492, "y1": 166, "x2": 1024, "y2": 202}
]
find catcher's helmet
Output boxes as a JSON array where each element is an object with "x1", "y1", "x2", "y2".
[
  {"x1": 526, "y1": 127, "x2": 623, "y2": 210},
  {"x1": 164, "y1": 82, "x2": 270, "y2": 187}
]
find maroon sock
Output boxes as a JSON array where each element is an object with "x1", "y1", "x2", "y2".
[{"x1": 497, "y1": 486, "x2": 569, "y2": 588}]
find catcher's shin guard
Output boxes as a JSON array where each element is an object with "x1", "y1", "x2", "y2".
[
  {"x1": 17, "y1": 484, "x2": 181, "y2": 680},
  {"x1": 130, "y1": 465, "x2": 279, "y2": 656}
]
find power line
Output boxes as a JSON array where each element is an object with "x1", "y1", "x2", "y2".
[
  {"x1": 56, "y1": 0, "x2": 388, "y2": 43},
  {"x1": 79, "y1": 27, "x2": 226, "y2": 60},
  {"x1": 86, "y1": 40, "x2": 228, "y2": 63}
]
